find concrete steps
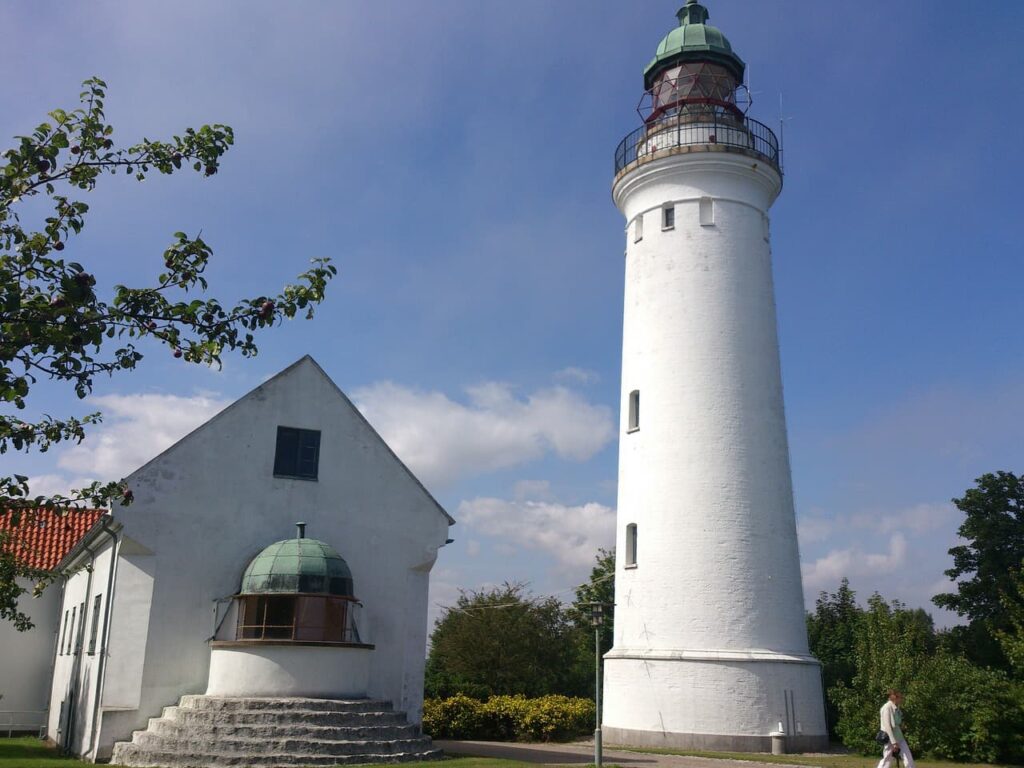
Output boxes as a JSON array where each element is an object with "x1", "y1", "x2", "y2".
[{"x1": 111, "y1": 696, "x2": 442, "y2": 768}]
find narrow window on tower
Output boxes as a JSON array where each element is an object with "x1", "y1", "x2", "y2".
[
  {"x1": 662, "y1": 205, "x2": 675, "y2": 230},
  {"x1": 633, "y1": 214, "x2": 644, "y2": 242},
  {"x1": 627, "y1": 390, "x2": 640, "y2": 432},
  {"x1": 625, "y1": 523, "x2": 638, "y2": 567},
  {"x1": 699, "y1": 196, "x2": 715, "y2": 226}
]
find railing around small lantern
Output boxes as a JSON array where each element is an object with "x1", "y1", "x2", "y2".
[
  {"x1": 210, "y1": 593, "x2": 369, "y2": 646},
  {"x1": 614, "y1": 111, "x2": 781, "y2": 177}
]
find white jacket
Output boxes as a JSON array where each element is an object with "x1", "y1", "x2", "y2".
[{"x1": 880, "y1": 700, "x2": 904, "y2": 743}]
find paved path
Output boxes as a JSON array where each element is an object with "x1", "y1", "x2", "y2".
[{"x1": 435, "y1": 740, "x2": 791, "y2": 768}]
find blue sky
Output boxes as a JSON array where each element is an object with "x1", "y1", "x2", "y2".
[{"x1": 4, "y1": 1, "x2": 1022, "y2": 629}]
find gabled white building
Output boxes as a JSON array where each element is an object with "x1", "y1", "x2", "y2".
[{"x1": 43, "y1": 355, "x2": 453, "y2": 761}]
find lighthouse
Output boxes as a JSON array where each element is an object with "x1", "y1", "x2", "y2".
[{"x1": 601, "y1": 2, "x2": 828, "y2": 752}]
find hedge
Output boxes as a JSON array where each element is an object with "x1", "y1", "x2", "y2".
[{"x1": 422, "y1": 694, "x2": 595, "y2": 742}]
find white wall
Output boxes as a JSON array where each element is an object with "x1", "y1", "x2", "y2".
[
  {"x1": 604, "y1": 151, "x2": 826, "y2": 746},
  {"x1": 47, "y1": 536, "x2": 116, "y2": 757},
  {"x1": 0, "y1": 579, "x2": 60, "y2": 733},
  {"x1": 87, "y1": 356, "x2": 450, "y2": 760}
]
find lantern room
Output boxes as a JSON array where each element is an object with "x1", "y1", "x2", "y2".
[
  {"x1": 206, "y1": 524, "x2": 374, "y2": 698},
  {"x1": 640, "y1": 0, "x2": 746, "y2": 122}
]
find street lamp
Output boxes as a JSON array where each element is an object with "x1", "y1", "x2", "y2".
[{"x1": 589, "y1": 602, "x2": 611, "y2": 768}]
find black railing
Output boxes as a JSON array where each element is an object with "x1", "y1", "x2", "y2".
[{"x1": 614, "y1": 111, "x2": 781, "y2": 176}]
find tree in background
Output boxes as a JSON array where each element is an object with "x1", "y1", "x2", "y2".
[
  {"x1": 565, "y1": 548, "x2": 615, "y2": 699},
  {"x1": 806, "y1": 578, "x2": 862, "y2": 737},
  {"x1": 568, "y1": 548, "x2": 615, "y2": 651},
  {"x1": 426, "y1": 583, "x2": 588, "y2": 699},
  {"x1": 0, "y1": 78, "x2": 336, "y2": 627},
  {"x1": 994, "y1": 566, "x2": 1024, "y2": 677},
  {"x1": 933, "y1": 471, "x2": 1024, "y2": 668},
  {"x1": 905, "y1": 651, "x2": 1024, "y2": 763},
  {"x1": 830, "y1": 593, "x2": 936, "y2": 753}
]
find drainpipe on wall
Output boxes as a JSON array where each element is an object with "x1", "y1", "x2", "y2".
[{"x1": 86, "y1": 518, "x2": 120, "y2": 762}]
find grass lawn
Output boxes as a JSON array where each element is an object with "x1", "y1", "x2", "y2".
[
  {"x1": 612, "y1": 745, "x2": 1017, "y2": 768},
  {"x1": 0, "y1": 737, "x2": 98, "y2": 768},
  {"x1": 0, "y1": 738, "x2": 537, "y2": 768}
]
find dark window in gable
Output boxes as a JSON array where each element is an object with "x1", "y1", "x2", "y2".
[{"x1": 274, "y1": 426, "x2": 321, "y2": 480}]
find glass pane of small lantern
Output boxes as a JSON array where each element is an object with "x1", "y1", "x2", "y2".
[
  {"x1": 295, "y1": 596, "x2": 327, "y2": 641},
  {"x1": 239, "y1": 596, "x2": 263, "y2": 639},
  {"x1": 263, "y1": 596, "x2": 296, "y2": 639},
  {"x1": 324, "y1": 598, "x2": 349, "y2": 643}
]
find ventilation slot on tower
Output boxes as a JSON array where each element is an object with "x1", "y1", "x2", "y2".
[
  {"x1": 627, "y1": 390, "x2": 640, "y2": 432},
  {"x1": 633, "y1": 215, "x2": 644, "y2": 242},
  {"x1": 699, "y1": 196, "x2": 715, "y2": 226}
]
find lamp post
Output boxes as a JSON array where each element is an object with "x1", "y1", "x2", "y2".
[{"x1": 590, "y1": 602, "x2": 609, "y2": 768}]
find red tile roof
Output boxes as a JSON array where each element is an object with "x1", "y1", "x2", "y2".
[{"x1": 1, "y1": 508, "x2": 105, "y2": 572}]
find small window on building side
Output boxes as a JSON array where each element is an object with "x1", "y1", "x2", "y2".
[
  {"x1": 274, "y1": 426, "x2": 321, "y2": 480},
  {"x1": 74, "y1": 601, "x2": 85, "y2": 655},
  {"x1": 88, "y1": 594, "x2": 102, "y2": 655},
  {"x1": 60, "y1": 609, "x2": 69, "y2": 655},
  {"x1": 699, "y1": 196, "x2": 715, "y2": 226},
  {"x1": 634, "y1": 215, "x2": 644, "y2": 242},
  {"x1": 68, "y1": 605, "x2": 77, "y2": 656},
  {"x1": 626, "y1": 523, "x2": 638, "y2": 567},
  {"x1": 627, "y1": 390, "x2": 640, "y2": 432},
  {"x1": 662, "y1": 205, "x2": 675, "y2": 230}
]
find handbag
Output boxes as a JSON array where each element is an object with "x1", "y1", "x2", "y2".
[{"x1": 876, "y1": 730, "x2": 890, "y2": 746}]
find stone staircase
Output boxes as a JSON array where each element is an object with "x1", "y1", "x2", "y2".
[{"x1": 111, "y1": 696, "x2": 442, "y2": 767}]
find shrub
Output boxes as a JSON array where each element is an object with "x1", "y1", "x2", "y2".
[
  {"x1": 422, "y1": 694, "x2": 484, "y2": 740},
  {"x1": 515, "y1": 695, "x2": 595, "y2": 741},
  {"x1": 422, "y1": 694, "x2": 595, "y2": 742},
  {"x1": 906, "y1": 653, "x2": 1024, "y2": 763}
]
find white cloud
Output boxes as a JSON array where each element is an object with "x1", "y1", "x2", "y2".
[
  {"x1": 457, "y1": 496, "x2": 615, "y2": 570},
  {"x1": 25, "y1": 474, "x2": 80, "y2": 499},
  {"x1": 58, "y1": 392, "x2": 229, "y2": 480},
  {"x1": 797, "y1": 515, "x2": 835, "y2": 545},
  {"x1": 513, "y1": 479, "x2": 554, "y2": 501},
  {"x1": 353, "y1": 381, "x2": 614, "y2": 488},
  {"x1": 852, "y1": 502, "x2": 959, "y2": 535},
  {"x1": 554, "y1": 367, "x2": 599, "y2": 385},
  {"x1": 802, "y1": 533, "x2": 907, "y2": 592},
  {"x1": 466, "y1": 540, "x2": 481, "y2": 557}
]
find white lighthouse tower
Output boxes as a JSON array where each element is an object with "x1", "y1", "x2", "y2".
[{"x1": 602, "y1": 2, "x2": 828, "y2": 752}]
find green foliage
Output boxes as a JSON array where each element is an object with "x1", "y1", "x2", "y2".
[
  {"x1": 831, "y1": 593, "x2": 936, "y2": 754},
  {"x1": 567, "y1": 547, "x2": 615, "y2": 652},
  {"x1": 0, "y1": 524, "x2": 47, "y2": 630},
  {"x1": 905, "y1": 652, "x2": 1024, "y2": 763},
  {"x1": 422, "y1": 694, "x2": 595, "y2": 742},
  {"x1": 807, "y1": 577, "x2": 863, "y2": 737},
  {"x1": 933, "y1": 471, "x2": 1024, "y2": 668},
  {"x1": 426, "y1": 582, "x2": 588, "y2": 699},
  {"x1": 0, "y1": 77, "x2": 336, "y2": 628},
  {"x1": 994, "y1": 566, "x2": 1024, "y2": 677}
]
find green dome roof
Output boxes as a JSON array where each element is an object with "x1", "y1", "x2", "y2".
[
  {"x1": 240, "y1": 533, "x2": 354, "y2": 597},
  {"x1": 644, "y1": 1, "x2": 745, "y2": 88}
]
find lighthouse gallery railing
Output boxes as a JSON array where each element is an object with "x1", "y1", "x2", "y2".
[{"x1": 614, "y1": 112, "x2": 781, "y2": 176}]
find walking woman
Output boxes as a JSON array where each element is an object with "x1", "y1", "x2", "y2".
[{"x1": 877, "y1": 689, "x2": 915, "y2": 768}]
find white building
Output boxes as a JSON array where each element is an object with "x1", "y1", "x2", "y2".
[
  {"x1": 0, "y1": 509, "x2": 102, "y2": 737},
  {"x1": 35, "y1": 355, "x2": 452, "y2": 762},
  {"x1": 602, "y1": 1, "x2": 828, "y2": 752}
]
